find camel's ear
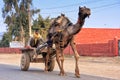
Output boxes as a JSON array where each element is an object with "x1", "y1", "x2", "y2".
[
  {"x1": 84, "y1": 6, "x2": 86, "y2": 8},
  {"x1": 61, "y1": 13, "x2": 65, "y2": 17}
]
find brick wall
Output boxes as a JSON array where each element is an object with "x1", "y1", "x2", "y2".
[
  {"x1": 0, "y1": 48, "x2": 21, "y2": 54},
  {"x1": 64, "y1": 37, "x2": 119, "y2": 56},
  {"x1": 0, "y1": 37, "x2": 118, "y2": 56},
  {"x1": 75, "y1": 28, "x2": 120, "y2": 43}
]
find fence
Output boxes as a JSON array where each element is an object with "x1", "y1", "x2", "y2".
[
  {"x1": 0, "y1": 37, "x2": 119, "y2": 56},
  {"x1": 0, "y1": 48, "x2": 21, "y2": 54},
  {"x1": 64, "y1": 37, "x2": 119, "y2": 56}
]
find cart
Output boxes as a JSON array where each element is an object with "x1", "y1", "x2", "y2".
[{"x1": 20, "y1": 47, "x2": 56, "y2": 71}]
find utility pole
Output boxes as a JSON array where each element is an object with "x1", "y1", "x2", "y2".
[{"x1": 28, "y1": 2, "x2": 31, "y2": 37}]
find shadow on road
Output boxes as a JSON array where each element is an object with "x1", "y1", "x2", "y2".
[{"x1": 0, "y1": 64, "x2": 114, "y2": 80}]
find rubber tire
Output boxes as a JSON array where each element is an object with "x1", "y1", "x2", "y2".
[
  {"x1": 20, "y1": 53, "x2": 30, "y2": 71},
  {"x1": 47, "y1": 58, "x2": 55, "y2": 71}
]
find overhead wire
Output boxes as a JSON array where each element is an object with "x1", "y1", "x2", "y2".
[
  {"x1": 92, "y1": 2, "x2": 120, "y2": 10},
  {"x1": 40, "y1": 0, "x2": 105, "y2": 10},
  {"x1": 40, "y1": 2, "x2": 120, "y2": 14},
  {"x1": 31, "y1": 0, "x2": 120, "y2": 28},
  {"x1": 33, "y1": 0, "x2": 120, "y2": 23},
  {"x1": 92, "y1": 3, "x2": 120, "y2": 14}
]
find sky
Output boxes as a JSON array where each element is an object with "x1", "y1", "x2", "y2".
[{"x1": 0, "y1": 0, "x2": 120, "y2": 33}]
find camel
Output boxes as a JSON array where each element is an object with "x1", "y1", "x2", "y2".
[{"x1": 45, "y1": 6, "x2": 91, "y2": 78}]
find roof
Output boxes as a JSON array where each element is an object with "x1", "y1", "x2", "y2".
[{"x1": 75, "y1": 28, "x2": 120, "y2": 44}]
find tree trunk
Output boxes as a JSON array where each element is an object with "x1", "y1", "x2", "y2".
[{"x1": 21, "y1": 25, "x2": 25, "y2": 45}]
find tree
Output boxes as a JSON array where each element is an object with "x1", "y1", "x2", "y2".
[
  {"x1": 32, "y1": 14, "x2": 51, "y2": 40},
  {"x1": 1, "y1": 0, "x2": 40, "y2": 47},
  {"x1": 0, "y1": 32, "x2": 12, "y2": 47}
]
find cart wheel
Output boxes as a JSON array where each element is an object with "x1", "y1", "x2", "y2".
[
  {"x1": 20, "y1": 53, "x2": 30, "y2": 71},
  {"x1": 47, "y1": 58, "x2": 55, "y2": 71}
]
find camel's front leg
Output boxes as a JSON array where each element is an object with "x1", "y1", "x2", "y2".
[
  {"x1": 70, "y1": 37, "x2": 80, "y2": 78},
  {"x1": 60, "y1": 48, "x2": 65, "y2": 76},
  {"x1": 56, "y1": 45, "x2": 65, "y2": 76}
]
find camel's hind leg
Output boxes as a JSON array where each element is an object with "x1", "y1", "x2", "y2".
[
  {"x1": 44, "y1": 46, "x2": 51, "y2": 72},
  {"x1": 70, "y1": 37, "x2": 80, "y2": 78}
]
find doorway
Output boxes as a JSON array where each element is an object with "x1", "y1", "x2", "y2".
[{"x1": 118, "y1": 40, "x2": 120, "y2": 56}]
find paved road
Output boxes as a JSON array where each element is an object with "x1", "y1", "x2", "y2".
[{"x1": 0, "y1": 64, "x2": 114, "y2": 80}]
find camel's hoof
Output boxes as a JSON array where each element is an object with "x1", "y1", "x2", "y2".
[
  {"x1": 58, "y1": 73, "x2": 66, "y2": 76},
  {"x1": 75, "y1": 74, "x2": 80, "y2": 78},
  {"x1": 44, "y1": 69, "x2": 48, "y2": 73},
  {"x1": 44, "y1": 70, "x2": 48, "y2": 73}
]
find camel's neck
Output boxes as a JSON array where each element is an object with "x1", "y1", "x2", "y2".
[
  {"x1": 77, "y1": 17, "x2": 84, "y2": 24},
  {"x1": 76, "y1": 17, "x2": 85, "y2": 27},
  {"x1": 67, "y1": 16, "x2": 85, "y2": 35}
]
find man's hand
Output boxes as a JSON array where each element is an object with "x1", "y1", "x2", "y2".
[{"x1": 26, "y1": 46, "x2": 31, "y2": 49}]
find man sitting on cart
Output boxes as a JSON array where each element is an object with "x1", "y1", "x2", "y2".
[{"x1": 27, "y1": 28, "x2": 44, "y2": 58}]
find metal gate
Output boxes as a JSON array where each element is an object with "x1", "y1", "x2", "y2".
[{"x1": 118, "y1": 40, "x2": 120, "y2": 56}]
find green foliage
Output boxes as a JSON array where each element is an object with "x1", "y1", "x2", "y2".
[
  {"x1": 0, "y1": 32, "x2": 12, "y2": 47},
  {"x1": 32, "y1": 14, "x2": 51, "y2": 40},
  {"x1": 1, "y1": 0, "x2": 51, "y2": 47},
  {"x1": 1, "y1": 0, "x2": 40, "y2": 47}
]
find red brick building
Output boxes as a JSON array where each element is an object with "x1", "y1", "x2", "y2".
[
  {"x1": 75, "y1": 28, "x2": 120, "y2": 43},
  {"x1": 64, "y1": 28, "x2": 120, "y2": 56}
]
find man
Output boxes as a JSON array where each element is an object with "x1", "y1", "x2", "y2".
[
  {"x1": 27, "y1": 29, "x2": 44, "y2": 59},
  {"x1": 27, "y1": 29, "x2": 44, "y2": 48}
]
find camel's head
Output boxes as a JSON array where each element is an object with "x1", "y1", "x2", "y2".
[{"x1": 78, "y1": 6, "x2": 91, "y2": 19}]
